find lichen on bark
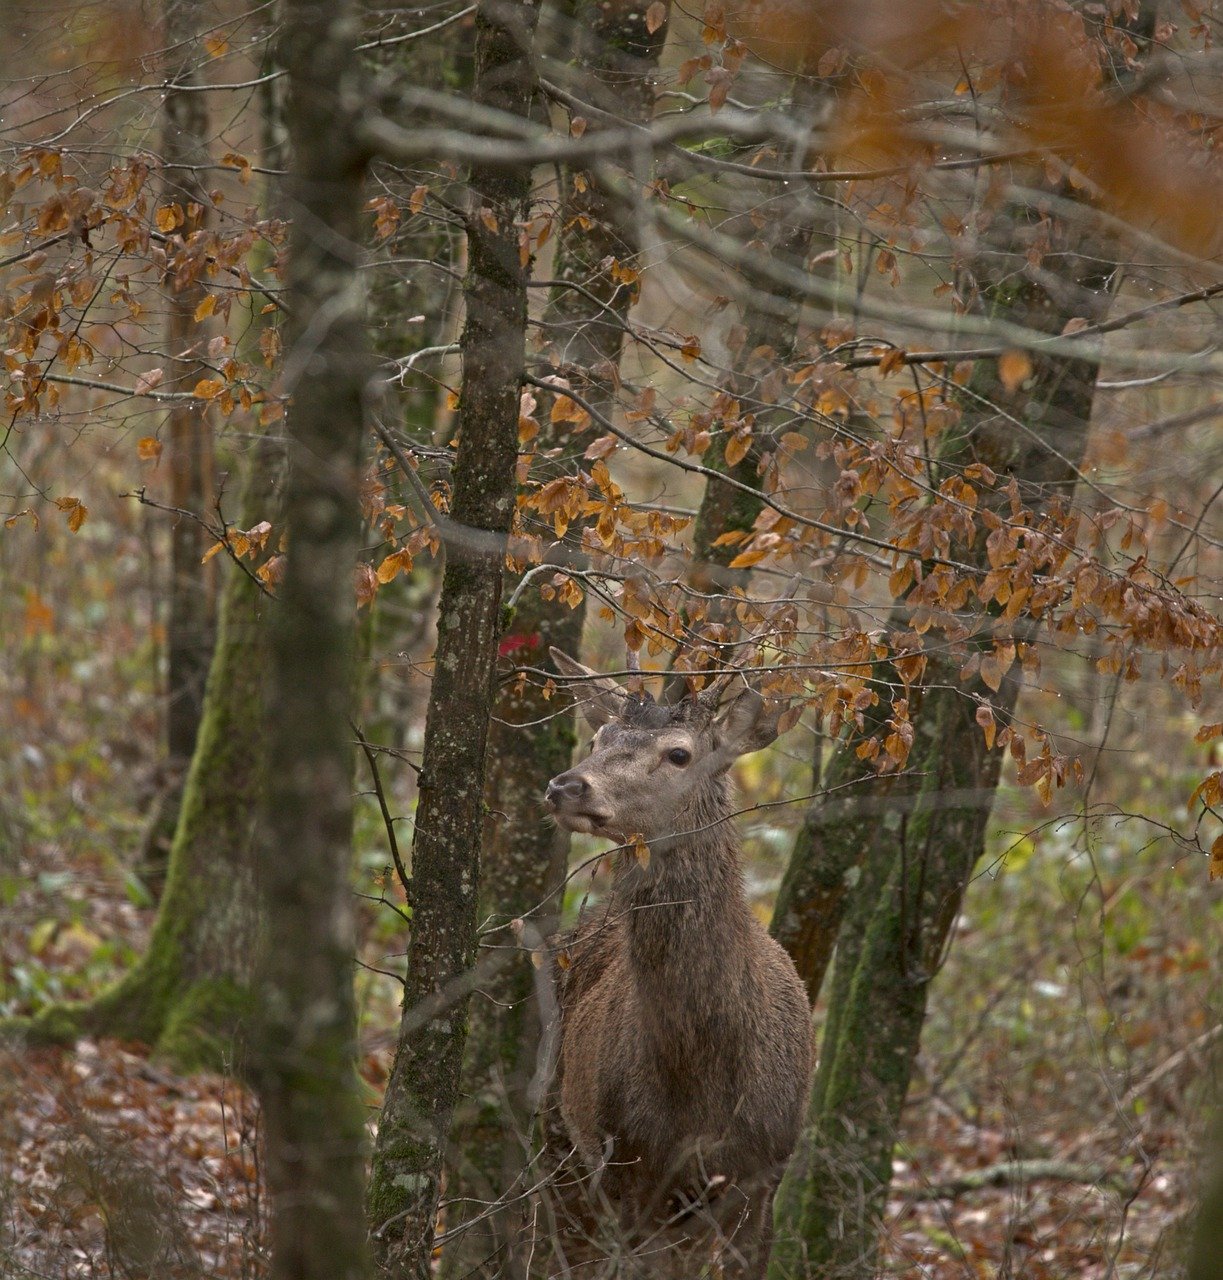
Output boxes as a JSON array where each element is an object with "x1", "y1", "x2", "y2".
[
  {"x1": 366, "y1": 1, "x2": 540, "y2": 1273},
  {"x1": 11, "y1": 436, "x2": 275, "y2": 1073},
  {"x1": 441, "y1": 3, "x2": 671, "y2": 1275},
  {"x1": 769, "y1": 211, "x2": 1118, "y2": 1276}
]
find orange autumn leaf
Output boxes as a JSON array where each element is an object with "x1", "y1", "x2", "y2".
[{"x1": 998, "y1": 350, "x2": 1032, "y2": 393}]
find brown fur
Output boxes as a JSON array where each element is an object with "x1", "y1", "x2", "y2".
[{"x1": 545, "y1": 652, "x2": 813, "y2": 1278}]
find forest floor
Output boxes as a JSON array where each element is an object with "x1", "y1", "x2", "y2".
[
  {"x1": 1, "y1": 775, "x2": 1214, "y2": 1277},
  {"x1": 0, "y1": 1030, "x2": 1195, "y2": 1278}
]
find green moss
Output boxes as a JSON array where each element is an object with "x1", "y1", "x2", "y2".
[
  {"x1": 157, "y1": 977, "x2": 251, "y2": 1074},
  {"x1": 12, "y1": 454, "x2": 270, "y2": 1072}
]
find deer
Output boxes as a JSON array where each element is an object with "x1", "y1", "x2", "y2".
[{"x1": 543, "y1": 647, "x2": 813, "y2": 1279}]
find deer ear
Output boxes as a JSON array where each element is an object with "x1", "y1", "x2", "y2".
[
  {"x1": 711, "y1": 687, "x2": 783, "y2": 767},
  {"x1": 550, "y1": 647, "x2": 624, "y2": 730}
]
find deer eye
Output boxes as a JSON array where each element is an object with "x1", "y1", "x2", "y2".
[{"x1": 666, "y1": 747, "x2": 692, "y2": 767}]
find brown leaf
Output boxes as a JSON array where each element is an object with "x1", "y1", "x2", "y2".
[
  {"x1": 134, "y1": 367, "x2": 164, "y2": 395},
  {"x1": 193, "y1": 377, "x2": 224, "y2": 399},
  {"x1": 155, "y1": 203, "x2": 183, "y2": 233},
  {"x1": 222, "y1": 151, "x2": 253, "y2": 184},
  {"x1": 258, "y1": 553, "x2": 286, "y2": 587},
  {"x1": 54, "y1": 495, "x2": 87, "y2": 532},
  {"x1": 1211, "y1": 834, "x2": 1223, "y2": 881},
  {"x1": 776, "y1": 704, "x2": 802, "y2": 735},
  {"x1": 630, "y1": 833, "x2": 651, "y2": 869},
  {"x1": 997, "y1": 349, "x2": 1032, "y2": 393},
  {"x1": 584, "y1": 434, "x2": 618, "y2": 460},
  {"x1": 376, "y1": 548, "x2": 412, "y2": 583},
  {"x1": 724, "y1": 431, "x2": 751, "y2": 467},
  {"x1": 979, "y1": 641, "x2": 1015, "y2": 692},
  {"x1": 550, "y1": 395, "x2": 590, "y2": 429},
  {"x1": 193, "y1": 294, "x2": 217, "y2": 322},
  {"x1": 727, "y1": 545, "x2": 768, "y2": 569},
  {"x1": 137, "y1": 436, "x2": 163, "y2": 461},
  {"x1": 706, "y1": 67, "x2": 733, "y2": 113},
  {"x1": 975, "y1": 703, "x2": 996, "y2": 750},
  {"x1": 1189, "y1": 771, "x2": 1222, "y2": 814},
  {"x1": 354, "y1": 562, "x2": 378, "y2": 607},
  {"x1": 645, "y1": 0, "x2": 667, "y2": 32}
]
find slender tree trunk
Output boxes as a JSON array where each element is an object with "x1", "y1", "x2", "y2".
[
  {"x1": 254, "y1": 5, "x2": 374, "y2": 1280},
  {"x1": 689, "y1": 68, "x2": 840, "y2": 593},
  {"x1": 365, "y1": 1, "x2": 470, "y2": 441},
  {"x1": 143, "y1": 0, "x2": 218, "y2": 892},
  {"x1": 366, "y1": 1, "x2": 539, "y2": 1273},
  {"x1": 362, "y1": 5, "x2": 472, "y2": 756},
  {"x1": 769, "y1": 213, "x2": 1114, "y2": 1279},
  {"x1": 440, "y1": 5, "x2": 670, "y2": 1275}
]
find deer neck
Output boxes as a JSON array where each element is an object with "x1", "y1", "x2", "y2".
[{"x1": 614, "y1": 781, "x2": 754, "y2": 1038}]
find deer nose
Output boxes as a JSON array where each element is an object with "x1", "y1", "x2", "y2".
[{"x1": 546, "y1": 772, "x2": 588, "y2": 806}]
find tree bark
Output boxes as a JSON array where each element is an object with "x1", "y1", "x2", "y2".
[
  {"x1": 769, "y1": 213, "x2": 1115, "y2": 1279},
  {"x1": 440, "y1": 4, "x2": 670, "y2": 1276},
  {"x1": 7, "y1": 22, "x2": 289, "y2": 1072},
  {"x1": 144, "y1": 0, "x2": 218, "y2": 893},
  {"x1": 689, "y1": 68, "x2": 841, "y2": 595},
  {"x1": 361, "y1": 4, "x2": 472, "y2": 760},
  {"x1": 17, "y1": 433, "x2": 279, "y2": 1069},
  {"x1": 1189, "y1": 1117, "x2": 1223, "y2": 1280},
  {"x1": 254, "y1": 4, "x2": 374, "y2": 1280},
  {"x1": 365, "y1": 1, "x2": 539, "y2": 1273}
]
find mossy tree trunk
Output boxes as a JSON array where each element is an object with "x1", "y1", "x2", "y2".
[
  {"x1": 143, "y1": 0, "x2": 218, "y2": 893},
  {"x1": 441, "y1": 4, "x2": 671, "y2": 1276},
  {"x1": 365, "y1": 0, "x2": 539, "y2": 1273},
  {"x1": 253, "y1": 4, "x2": 374, "y2": 1280},
  {"x1": 20, "y1": 434, "x2": 279, "y2": 1070},
  {"x1": 768, "y1": 214, "x2": 1116, "y2": 1279},
  {"x1": 11, "y1": 22, "x2": 288, "y2": 1072},
  {"x1": 1189, "y1": 1117, "x2": 1223, "y2": 1280}
]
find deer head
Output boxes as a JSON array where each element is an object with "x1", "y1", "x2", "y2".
[{"x1": 545, "y1": 647, "x2": 783, "y2": 841}]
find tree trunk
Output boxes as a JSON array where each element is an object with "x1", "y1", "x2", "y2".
[
  {"x1": 365, "y1": 2, "x2": 470, "y2": 441},
  {"x1": 20, "y1": 433, "x2": 278, "y2": 1069},
  {"x1": 253, "y1": 4, "x2": 374, "y2": 1280},
  {"x1": 361, "y1": 5, "x2": 472, "y2": 760},
  {"x1": 365, "y1": 1, "x2": 539, "y2": 1273},
  {"x1": 768, "y1": 215, "x2": 1114, "y2": 1278},
  {"x1": 1189, "y1": 1116, "x2": 1223, "y2": 1280},
  {"x1": 143, "y1": 0, "x2": 218, "y2": 893},
  {"x1": 441, "y1": 4, "x2": 670, "y2": 1275},
  {"x1": 9, "y1": 24, "x2": 289, "y2": 1071},
  {"x1": 689, "y1": 68, "x2": 840, "y2": 596}
]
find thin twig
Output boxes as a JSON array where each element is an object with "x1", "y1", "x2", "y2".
[
  {"x1": 125, "y1": 488, "x2": 275, "y2": 599},
  {"x1": 352, "y1": 719, "x2": 411, "y2": 901}
]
